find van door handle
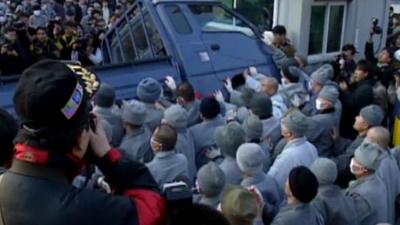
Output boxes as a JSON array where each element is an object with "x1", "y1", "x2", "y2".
[{"x1": 210, "y1": 44, "x2": 220, "y2": 51}]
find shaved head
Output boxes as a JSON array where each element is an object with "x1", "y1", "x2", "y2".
[
  {"x1": 261, "y1": 77, "x2": 279, "y2": 96},
  {"x1": 366, "y1": 126, "x2": 390, "y2": 150}
]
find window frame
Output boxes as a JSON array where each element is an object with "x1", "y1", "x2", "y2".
[
  {"x1": 103, "y1": 1, "x2": 167, "y2": 64},
  {"x1": 308, "y1": 1, "x2": 347, "y2": 61}
]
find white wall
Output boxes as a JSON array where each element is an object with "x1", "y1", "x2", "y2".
[{"x1": 275, "y1": 0, "x2": 390, "y2": 63}]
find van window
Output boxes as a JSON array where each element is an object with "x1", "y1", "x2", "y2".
[
  {"x1": 128, "y1": 8, "x2": 150, "y2": 59},
  {"x1": 165, "y1": 5, "x2": 193, "y2": 34},
  {"x1": 104, "y1": 1, "x2": 166, "y2": 64},
  {"x1": 109, "y1": 30, "x2": 124, "y2": 63},
  {"x1": 142, "y1": 7, "x2": 167, "y2": 56},
  {"x1": 188, "y1": 4, "x2": 255, "y2": 37}
]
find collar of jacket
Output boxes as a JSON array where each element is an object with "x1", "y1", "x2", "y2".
[
  {"x1": 242, "y1": 172, "x2": 264, "y2": 185},
  {"x1": 318, "y1": 184, "x2": 342, "y2": 196},
  {"x1": 125, "y1": 126, "x2": 145, "y2": 138},
  {"x1": 93, "y1": 105, "x2": 114, "y2": 116},
  {"x1": 347, "y1": 174, "x2": 375, "y2": 189},
  {"x1": 284, "y1": 137, "x2": 307, "y2": 150},
  {"x1": 199, "y1": 195, "x2": 221, "y2": 208},
  {"x1": 13, "y1": 144, "x2": 85, "y2": 182},
  {"x1": 154, "y1": 150, "x2": 176, "y2": 159}
]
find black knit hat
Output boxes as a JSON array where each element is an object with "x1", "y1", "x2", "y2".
[
  {"x1": 288, "y1": 166, "x2": 319, "y2": 203},
  {"x1": 14, "y1": 60, "x2": 100, "y2": 133},
  {"x1": 200, "y1": 97, "x2": 221, "y2": 119}
]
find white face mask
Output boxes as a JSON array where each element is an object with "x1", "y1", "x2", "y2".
[
  {"x1": 350, "y1": 158, "x2": 365, "y2": 175},
  {"x1": 315, "y1": 98, "x2": 323, "y2": 110},
  {"x1": 33, "y1": 10, "x2": 41, "y2": 16},
  {"x1": 281, "y1": 78, "x2": 289, "y2": 87},
  {"x1": 308, "y1": 80, "x2": 314, "y2": 92},
  {"x1": 0, "y1": 16, "x2": 6, "y2": 23}
]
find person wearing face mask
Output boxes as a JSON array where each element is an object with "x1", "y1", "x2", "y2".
[
  {"x1": 302, "y1": 65, "x2": 333, "y2": 117},
  {"x1": 310, "y1": 158, "x2": 358, "y2": 225},
  {"x1": 0, "y1": 60, "x2": 167, "y2": 225},
  {"x1": 305, "y1": 86, "x2": 338, "y2": 155},
  {"x1": 339, "y1": 60, "x2": 374, "y2": 139},
  {"x1": 278, "y1": 62, "x2": 310, "y2": 109},
  {"x1": 333, "y1": 104, "x2": 385, "y2": 188},
  {"x1": 28, "y1": 5, "x2": 49, "y2": 29},
  {"x1": 146, "y1": 124, "x2": 189, "y2": 188},
  {"x1": 267, "y1": 109, "x2": 318, "y2": 190},
  {"x1": 271, "y1": 166, "x2": 322, "y2": 225},
  {"x1": 365, "y1": 127, "x2": 400, "y2": 225},
  {"x1": 345, "y1": 142, "x2": 388, "y2": 225}
]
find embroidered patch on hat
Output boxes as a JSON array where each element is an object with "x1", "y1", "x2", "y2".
[
  {"x1": 61, "y1": 82, "x2": 84, "y2": 119},
  {"x1": 66, "y1": 64, "x2": 100, "y2": 96}
]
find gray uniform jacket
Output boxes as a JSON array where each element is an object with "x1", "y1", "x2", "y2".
[
  {"x1": 268, "y1": 137, "x2": 318, "y2": 190},
  {"x1": 241, "y1": 172, "x2": 283, "y2": 216},
  {"x1": 279, "y1": 83, "x2": 310, "y2": 108},
  {"x1": 119, "y1": 126, "x2": 153, "y2": 163},
  {"x1": 346, "y1": 175, "x2": 389, "y2": 225},
  {"x1": 219, "y1": 156, "x2": 243, "y2": 185},
  {"x1": 261, "y1": 116, "x2": 282, "y2": 148},
  {"x1": 306, "y1": 109, "x2": 336, "y2": 157},
  {"x1": 175, "y1": 128, "x2": 197, "y2": 183},
  {"x1": 184, "y1": 100, "x2": 202, "y2": 127},
  {"x1": 376, "y1": 151, "x2": 400, "y2": 224},
  {"x1": 271, "y1": 202, "x2": 324, "y2": 225},
  {"x1": 312, "y1": 185, "x2": 358, "y2": 225},
  {"x1": 93, "y1": 106, "x2": 124, "y2": 147},
  {"x1": 143, "y1": 103, "x2": 163, "y2": 132},
  {"x1": 146, "y1": 151, "x2": 189, "y2": 188},
  {"x1": 190, "y1": 116, "x2": 225, "y2": 169}
]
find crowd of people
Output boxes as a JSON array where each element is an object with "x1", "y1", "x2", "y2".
[
  {"x1": 0, "y1": 2, "x2": 400, "y2": 225},
  {"x1": 0, "y1": 0, "x2": 132, "y2": 75}
]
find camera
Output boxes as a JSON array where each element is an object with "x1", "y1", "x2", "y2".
[{"x1": 372, "y1": 17, "x2": 382, "y2": 35}]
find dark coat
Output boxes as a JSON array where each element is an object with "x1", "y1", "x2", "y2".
[
  {"x1": 0, "y1": 148, "x2": 166, "y2": 225},
  {"x1": 339, "y1": 79, "x2": 373, "y2": 139}
]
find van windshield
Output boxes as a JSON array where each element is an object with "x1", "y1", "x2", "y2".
[{"x1": 188, "y1": 4, "x2": 255, "y2": 37}]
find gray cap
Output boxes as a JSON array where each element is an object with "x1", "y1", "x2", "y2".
[
  {"x1": 360, "y1": 105, "x2": 385, "y2": 127},
  {"x1": 164, "y1": 105, "x2": 188, "y2": 129},
  {"x1": 121, "y1": 100, "x2": 147, "y2": 126},
  {"x1": 236, "y1": 143, "x2": 264, "y2": 174},
  {"x1": 236, "y1": 107, "x2": 251, "y2": 123},
  {"x1": 197, "y1": 162, "x2": 226, "y2": 196},
  {"x1": 214, "y1": 122, "x2": 245, "y2": 158},
  {"x1": 282, "y1": 109, "x2": 308, "y2": 136},
  {"x1": 318, "y1": 86, "x2": 339, "y2": 104},
  {"x1": 249, "y1": 93, "x2": 272, "y2": 119},
  {"x1": 94, "y1": 83, "x2": 116, "y2": 108},
  {"x1": 242, "y1": 114, "x2": 263, "y2": 140},
  {"x1": 310, "y1": 158, "x2": 337, "y2": 186},
  {"x1": 354, "y1": 142, "x2": 383, "y2": 171},
  {"x1": 136, "y1": 78, "x2": 162, "y2": 103},
  {"x1": 319, "y1": 64, "x2": 334, "y2": 79},
  {"x1": 311, "y1": 68, "x2": 331, "y2": 86},
  {"x1": 241, "y1": 87, "x2": 256, "y2": 107}
]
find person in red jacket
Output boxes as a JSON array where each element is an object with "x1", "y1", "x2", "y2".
[{"x1": 0, "y1": 60, "x2": 166, "y2": 225}]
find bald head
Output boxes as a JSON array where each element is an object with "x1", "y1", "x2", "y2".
[
  {"x1": 366, "y1": 126, "x2": 390, "y2": 150},
  {"x1": 261, "y1": 77, "x2": 279, "y2": 96}
]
